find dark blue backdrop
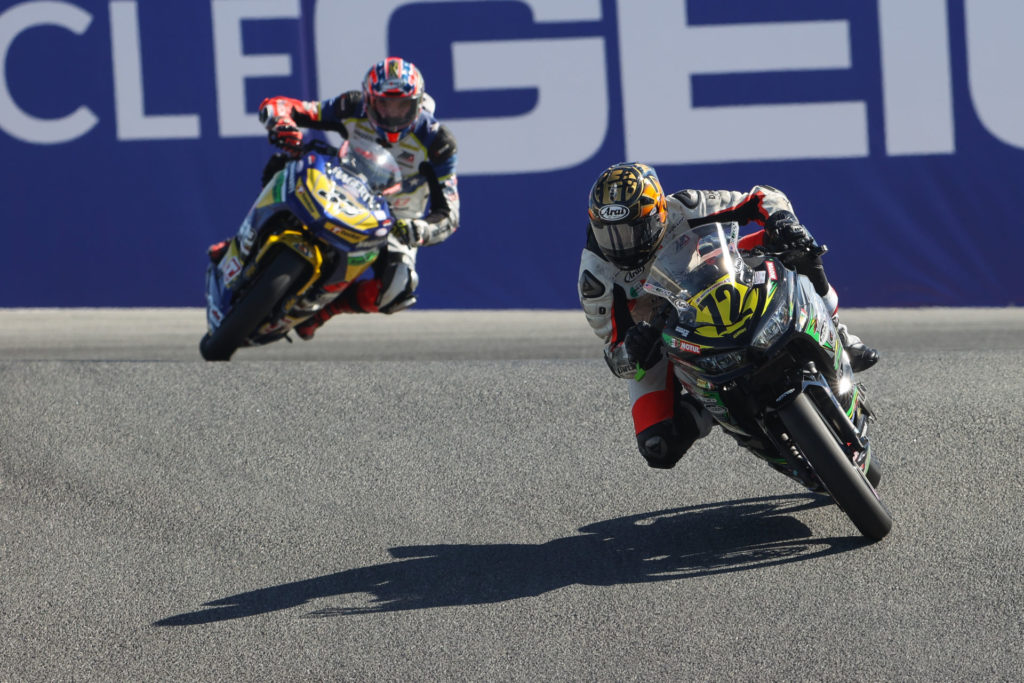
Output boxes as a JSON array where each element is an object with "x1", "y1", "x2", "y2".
[{"x1": 2, "y1": 0, "x2": 1021, "y2": 308}]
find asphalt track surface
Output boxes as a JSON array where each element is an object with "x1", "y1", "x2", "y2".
[{"x1": 1, "y1": 308, "x2": 1023, "y2": 682}]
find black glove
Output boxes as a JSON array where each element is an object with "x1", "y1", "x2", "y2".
[
  {"x1": 624, "y1": 321, "x2": 664, "y2": 373},
  {"x1": 764, "y1": 211, "x2": 831, "y2": 295},
  {"x1": 764, "y1": 210, "x2": 815, "y2": 251}
]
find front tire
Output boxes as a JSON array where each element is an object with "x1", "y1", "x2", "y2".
[
  {"x1": 200, "y1": 249, "x2": 309, "y2": 361},
  {"x1": 778, "y1": 392, "x2": 893, "y2": 541}
]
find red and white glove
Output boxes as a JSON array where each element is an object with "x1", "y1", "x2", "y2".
[
  {"x1": 259, "y1": 97, "x2": 318, "y2": 156},
  {"x1": 268, "y1": 117, "x2": 302, "y2": 155}
]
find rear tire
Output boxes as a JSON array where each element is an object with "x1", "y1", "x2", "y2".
[
  {"x1": 778, "y1": 393, "x2": 893, "y2": 541},
  {"x1": 200, "y1": 249, "x2": 309, "y2": 361}
]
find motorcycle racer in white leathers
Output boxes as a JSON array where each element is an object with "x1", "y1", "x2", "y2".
[
  {"x1": 209, "y1": 57, "x2": 459, "y2": 338},
  {"x1": 579, "y1": 162, "x2": 879, "y2": 470}
]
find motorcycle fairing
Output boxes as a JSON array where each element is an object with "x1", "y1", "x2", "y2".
[
  {"x1": 661, "y1": 258, "x2": 780, "y2": 378},
  {"x1": 688, "y1": 277, "x2": 767, "y2": 341},
  {"x1": 205, "y1": 148, "x2": 394, "y2": 341},
  {"x1": 285, "y1": 160, "x2": 386, "y2": 232}
]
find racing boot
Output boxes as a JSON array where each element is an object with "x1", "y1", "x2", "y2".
[
  {"x1": 294, "y1": 308, "x2": 331, "y2": 340},
  {"x1": 821, "y1": 287, "x2": 879, "y2": 373},
  {"x1": 834, "y1": 318, "x2": 879, "y2": 373},
  {"x1": 294, "y1": 280, "x2": 383, "y2": 340},
  {"x1": 208, "y1": 240, "x2": 230, "y2": 264}
]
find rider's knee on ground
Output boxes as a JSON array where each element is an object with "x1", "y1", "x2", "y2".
[
  {"x1": 637, "y1": 419, "x2": 690, "y2": 469},
  {"x1": 636, "y1": 397, "x2": 711, "y2": 469}
]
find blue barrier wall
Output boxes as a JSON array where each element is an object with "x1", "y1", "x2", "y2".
[{"x1": 2, "y1": 0, "x2": 1022, "y2": 308}]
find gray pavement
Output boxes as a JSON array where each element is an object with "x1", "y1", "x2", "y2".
[{"x1": 1, "y1": 308, "x2": 1023, "y2": 681}]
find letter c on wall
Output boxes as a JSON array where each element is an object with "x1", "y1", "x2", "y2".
[{"x1": 0, "y1": 1, "x2": 98, "y2": 144}]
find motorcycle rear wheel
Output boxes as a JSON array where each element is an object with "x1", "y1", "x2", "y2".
[
  {"x1": 200, "y1": 248, "x2": 309, "y2": 361},
  {"x1": 778, "y1": 392, "x2": 893, "y2": 541}
]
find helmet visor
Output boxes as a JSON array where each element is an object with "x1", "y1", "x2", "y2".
[
  {"x1": 592, "y1": 213, "x2": 666, "y2": 270},
  {"x1": 370, "y1": 96, "x2": 418, "y2": 132}
]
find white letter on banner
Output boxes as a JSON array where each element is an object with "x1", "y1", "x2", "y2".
[
  {"x1": 448, "y1": 37, "x2": 606, "y2": 174},
  {"x1": 110, "y1": 1, "x2": 200, "y2": 140},
  {"x1": 212, "y1": 0, "x2": 299, "y2": 137},
  {"x1": 0, "y1": 1, "x2": 98, "y2": 144},
  {"x1": 617, "y1": 0, "x2": 867, "y2": 164},
  {"x1": 313, "y1": 0, "x2": 606, "y2": 175},
  {"x1": 965, "y1": 0, "x2": 1024, "y2": 149},
  {"x1": 877, "y1": 0, "x2": 954, "y2": 155}
]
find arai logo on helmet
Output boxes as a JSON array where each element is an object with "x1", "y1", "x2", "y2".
[{"x1": 598, "y1": 204, "x2": 630, "y2": 221}]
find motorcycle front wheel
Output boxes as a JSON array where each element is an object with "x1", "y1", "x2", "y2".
[
  {"x1": 778, "y1": 392, "x2": 893, "y2": 541},
  {"x1": 200, "y1": 248, "x2": 309, "y2": 361}
]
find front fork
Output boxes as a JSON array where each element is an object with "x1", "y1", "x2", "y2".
[
  {"x1": 761, "y1": 365, "x2": 873, "y2": 485},
  {"x1": 207, "y1": 230, "x2": 323, "y2": 333},
  {"x1": 246, "y1": 230, "x2": 323, "y2": 298}
]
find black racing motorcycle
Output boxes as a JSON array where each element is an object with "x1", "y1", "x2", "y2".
[{"x1": 642, "y1": 221, "x2": 891, "y2": 540}]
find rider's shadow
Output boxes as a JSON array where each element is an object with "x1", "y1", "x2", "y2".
[{"x1": 155, "y1": 493, "x2": 862, "y2": 626}]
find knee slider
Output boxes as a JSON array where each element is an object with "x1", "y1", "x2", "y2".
[
  {"x1": 637, "y1": 420, "x2": 689, "y2": 470},
  {"x1": 636, "y1": 395, "x2": 714, "y2": 469}
]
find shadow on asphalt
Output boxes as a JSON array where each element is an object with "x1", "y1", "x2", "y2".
[{"x1": 155, "y1": 493, "x2": 865, "y2": 625}]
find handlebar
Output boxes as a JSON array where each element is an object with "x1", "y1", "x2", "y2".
[
  {"x1": 299, "y1": 139, "x2": 341, "y2": 156},
  {"x1": 744, "y1": 242, "x2": 828, "y2": 260}
]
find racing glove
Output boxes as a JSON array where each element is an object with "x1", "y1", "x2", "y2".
[
  {"x1": 259, "y1": 97, "x2": 315, "y2": 156},
  {"x1": 269, "y1": 118, "x2": 302, "y2": 154},
  {"x1": 764, "y1": 210, "x2": 831, "y2": 295},
  {"x1": 764, "y1": 210, "x2": 815, "y2": 251},
  {"x1": 624, "y1": 321, "x2": 664, "y2": 375},
  {"x1": 395, "y1": 219, "x2": 430, "y2": 248}
]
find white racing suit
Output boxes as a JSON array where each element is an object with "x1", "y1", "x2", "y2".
[{"x1": 578, "y1": 186, "x2": 844, "y2": 469}]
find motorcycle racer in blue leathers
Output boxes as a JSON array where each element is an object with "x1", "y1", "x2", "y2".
[{"x1": 210, "y1": 57, "x2": 460, "y2": 338}]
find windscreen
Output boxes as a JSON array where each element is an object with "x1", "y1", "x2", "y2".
[{"x1": 642, "y1": 221, "x2": 742, "y2": 312}]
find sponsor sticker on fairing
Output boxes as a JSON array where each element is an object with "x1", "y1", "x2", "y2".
[
  {"x1": 766, "y1": 261, "x2": 778, "y2": 281},
  {"x1": 219, "y1": 256, "x2": 242, "y2": 282},
  {"x1": 670, "y1": 338, "x2": 701, "y2": 354}
]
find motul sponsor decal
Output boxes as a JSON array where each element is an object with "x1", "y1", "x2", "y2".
[{"x1": 670, "y1": 338, "x2": 701, "y2": 354}]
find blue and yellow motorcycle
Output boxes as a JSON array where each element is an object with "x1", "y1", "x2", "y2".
[
  {"x1": 200, "y1": 139, "x2": 400, "y2": 361},
  {"x1": 643, "y1": 221, "x2": 891, "y2": 540}
]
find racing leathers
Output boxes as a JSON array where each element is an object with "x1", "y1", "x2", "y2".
[
  {"x1": 578, "y1": 185, "x2": 865, "y2": 470},
  {"x1": 257, "y1": 91, "x2": 459, "y2": 330}
]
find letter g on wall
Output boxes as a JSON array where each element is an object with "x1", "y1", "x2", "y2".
[{"x1": 313, "y1": 0, "x2": 609, "y2": 175}]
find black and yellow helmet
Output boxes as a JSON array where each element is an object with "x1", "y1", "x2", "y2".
[{"x1": 588, "y1": 162, "x2": 668, "y2": 270}]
